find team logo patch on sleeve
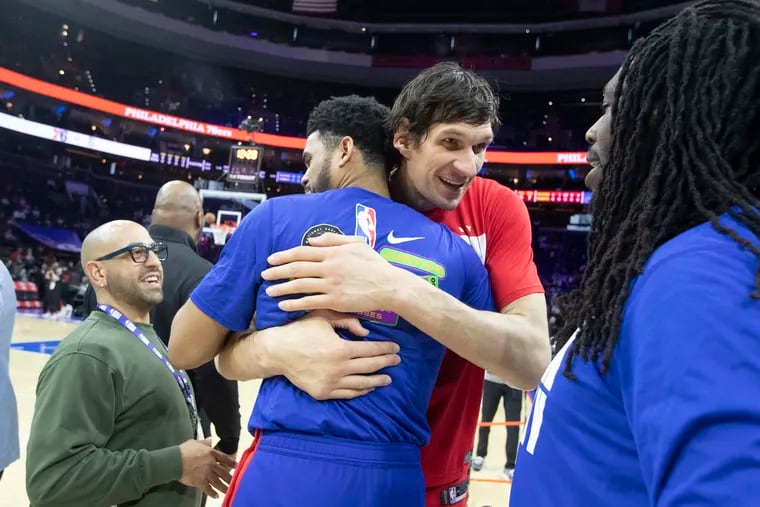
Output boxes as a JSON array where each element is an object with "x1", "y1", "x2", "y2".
[
  {"x1": 301, "y1": 224, "x2": 344, "y2": 246},
  {"x1": 354, "y1": 204, "x2": 377, "y2": 248}
]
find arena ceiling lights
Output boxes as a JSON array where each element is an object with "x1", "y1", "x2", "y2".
[{"x1": 0, "y1": 66, "x2": 588, "y2": 166}]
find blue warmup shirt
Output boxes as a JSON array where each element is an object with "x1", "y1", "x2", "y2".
[
  {"x1": 191, "y1": 187, "x2": 493, "y2": 446},
  {"x1": 511, "y1": 212, "x2": 760, "y2": 506}
]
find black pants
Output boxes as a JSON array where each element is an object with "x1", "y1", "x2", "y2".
[
  {"x1": 188, "y1": 361, "x2": 241, "y2": 455},
  {"x1": 476, "y1": 380, "x2": 522, "y2": 469},
  {"x1": 189, "y1": 361, "x2": 241, "y2": 507},
  {"x1": 43, "y1": 283, "x2": 61, "y2": 314}
]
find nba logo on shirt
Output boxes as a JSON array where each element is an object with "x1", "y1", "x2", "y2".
[{"x1": 355, "y1": 204, "x2": 377, "y2": 249}]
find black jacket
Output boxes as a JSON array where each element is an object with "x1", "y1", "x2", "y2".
[
  {"x1": 83, "y1": 224, "x2": 211, "y2": 345},
  {"x1": 147, "y1": 224, "x2": 213, "y2": 344}
]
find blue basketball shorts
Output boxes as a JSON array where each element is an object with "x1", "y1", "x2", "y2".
[{"x1": 223, "y1": 430, "x2": 424, "y2": 507}]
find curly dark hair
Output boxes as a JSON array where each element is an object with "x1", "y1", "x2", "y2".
[
  {"x1": 306, "y1": 95, "x2": 391, "y2": 169},
  {"x1": 555, "y1": 0, "x2": 760, "y2": 378},
  {"x1": 387, "y1": 62, "x2": 501, "y2": 145}
]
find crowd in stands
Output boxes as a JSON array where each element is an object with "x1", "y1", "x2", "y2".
[
  {"x1": 532, "y1": 228, "x2": 587, "y2": 335},
  {"x1": 0, "y1": 169, "x2": 89, "y2": 317},
  {"x1": 119, "y1": 0, "x2": 679, "y2": 58},
  {"x1": 0, "y1": 145, "x2": 158, "y2": 316},
  {"x1": 4, "y1": 248, "x2": 85, "y2": 316},
  {"x1": 1, "y1": 2, "x2": 602, "y2": 152}
]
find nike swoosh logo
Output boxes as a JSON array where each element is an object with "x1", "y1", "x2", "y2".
[{"x1": 387, "y1": 231, "x2": 424, "y2": 244}]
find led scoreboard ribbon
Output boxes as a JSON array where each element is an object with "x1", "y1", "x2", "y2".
[{"x1": 228, "y1": 145, "x2": 263, "y2": 181}]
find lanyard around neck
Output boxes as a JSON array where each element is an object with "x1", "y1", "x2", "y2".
[{"x1": 97, "y1": 304, "x2": 198, "y2": 431}]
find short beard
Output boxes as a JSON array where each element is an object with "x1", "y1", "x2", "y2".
[
  {"x1": 107, "y1": 272, "x2": 163, "y2": 316},
  {"x1": 311, "y1": 158, "x2": 333, "y2": 194}
]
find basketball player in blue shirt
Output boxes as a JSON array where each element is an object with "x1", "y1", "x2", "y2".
[
  {"x1": 169, "y1": 95, "x2": 493, "y2": 506},
  {"x1": 511, "y1": 2, "x2": 760, "y2": 505}
]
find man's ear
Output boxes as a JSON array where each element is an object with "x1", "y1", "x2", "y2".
[
  {"x1": 338, "y1": 136, "x2": 355, "y2": 167},
  {"x1": 85, "y1": 261, "x2": 107, "y2": 288},
  {"x1": 392, "y1": 118, "x2": 413, "y2": 160},
  {"x1": 195, "y1": 210, "x2": 204, "y2": 232}
]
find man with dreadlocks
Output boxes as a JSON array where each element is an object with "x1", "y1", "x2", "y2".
[{"x1": 510, "y1": 1, "x2": 760, "y2": 505}]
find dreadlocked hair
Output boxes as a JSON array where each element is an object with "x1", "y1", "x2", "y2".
[{"x1": 555, "y1": 0, "x2": 760, "y2": 378}]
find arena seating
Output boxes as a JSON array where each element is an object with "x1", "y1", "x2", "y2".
[{"x1": 15, "y1": 281, "x2": 43, "y2": 313}]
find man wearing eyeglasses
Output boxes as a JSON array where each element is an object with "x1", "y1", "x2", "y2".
[
  {"x1": 82, "y1": 181, "x2": 242, "y2": 470},
  {"x1": 26, "y1": 220, "x2": 235, "y2": 507}
]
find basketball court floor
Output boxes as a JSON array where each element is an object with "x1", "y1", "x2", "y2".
[{"x1": 3, "y1": 315, "x2": 516, "y2": 507}]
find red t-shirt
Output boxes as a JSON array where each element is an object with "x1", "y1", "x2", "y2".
[{"x1": 423, "y1": 177, "x2": 544, "y2": 489}]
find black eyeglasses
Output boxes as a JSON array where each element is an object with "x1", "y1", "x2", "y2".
[{"x1": 95, "y1": 242, "x2": 168, "y2": 264}]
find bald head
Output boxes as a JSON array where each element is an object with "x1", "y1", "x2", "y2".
[
  {"x1": 154, "y1": 180, "x2": 202, "y2": 213},
  {"x1": 81, "y1": 220, "x2": 163, "y2": 321},
  {"x1": 81, "y1": 220, "x2": 153, "y2": 271},
  {"x1": 151, "y1": 181, "x2": 204, "y2": 240}
]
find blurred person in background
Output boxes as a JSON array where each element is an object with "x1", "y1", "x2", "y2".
[
  {"x1": 471, "y1": 371, "x2": 522, "y2": 481},
  {"x1": 146, "y1": 181, "x2": 242, "y2": 471},
  {"x1": 41, "y1": 255, "x2": 62, "y2": 316}
]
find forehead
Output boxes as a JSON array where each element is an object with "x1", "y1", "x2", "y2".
[
  {"x1": 303, "y1": 131, "x2": 327, "y2": 155},
  {"x1": 427, "y1": 122, "x2": 494, "y2": 142},
  {"x1": 97, "y1": 238, "x2": 148, "y2": 261},
  {"x1": 112, "y1": 227, "x2": 152, "y2": 249}
]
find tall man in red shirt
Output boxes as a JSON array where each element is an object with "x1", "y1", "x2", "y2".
[{"x1": 217, "y1": 63, "x2": 550, "y2": 505}]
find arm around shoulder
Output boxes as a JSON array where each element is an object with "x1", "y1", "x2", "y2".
[{"x1": 390, "y1": 268, "x2": 550, "y2": 390}]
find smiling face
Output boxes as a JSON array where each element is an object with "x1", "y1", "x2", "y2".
[
  {"x1": 394, "y1": 121, "x2": 494, "y2": 211},
  {"x1": 105, "y1": 255, "x2": 163, "y2": 310},
  {"x1": 585, "y1": 68, "x2": 622, "y2": 192},
  {"x1": 102, "y1": 231, "x2": 164, "y2": 311},
  {"x1": 85, "y1": 222, "x2": 164, "y2": 314}
]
